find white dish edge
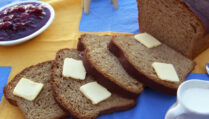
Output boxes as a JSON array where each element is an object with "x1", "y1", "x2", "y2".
[{"x1": 0, "y1": 0, "x2": 55, "y2": 46}]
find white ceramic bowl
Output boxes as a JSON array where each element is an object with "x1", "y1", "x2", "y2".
[{"x1": 0, "y1": 1, "x2": 55, "y2": 46}]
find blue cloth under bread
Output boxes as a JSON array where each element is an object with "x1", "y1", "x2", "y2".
[{"x1": 0, "y1": 67, "x2": 11, "y2": 101}]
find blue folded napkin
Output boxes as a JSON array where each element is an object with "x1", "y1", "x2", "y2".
[{"x1": 0, "y1": 67, "x2": 11, "y2": 101}]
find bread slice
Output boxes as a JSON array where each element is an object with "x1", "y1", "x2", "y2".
[
  {"x1": 3, "y1": 61, "x2": 68, "y2": 119},
  {"x1": 109, "y1": 35, "x2": 195, "y2": 95},
  {"x1": 137, "y1": 0, "x2": 209, "y2": 59},
  {"x1": 77, "y1": 34, "x2": 144, "y2": 98},
  {"x1": 51, "y1": 49, "x2": 136, "y2": 119}
]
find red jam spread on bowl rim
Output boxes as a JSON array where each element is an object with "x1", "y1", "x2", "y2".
[{"x1": 0, "y1": 2, "x2": 51, "y2": 41}]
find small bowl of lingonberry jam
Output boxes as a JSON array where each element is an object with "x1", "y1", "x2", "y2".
[{"x1": 0, "y1": 1, "x2": 55, "y2": 46}]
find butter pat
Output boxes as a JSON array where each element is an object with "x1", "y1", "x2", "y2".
[
  {"x1": 152, "y1": 62, "x2": 180, "y2": 82},
  {"x1": 13, "y1": 78, "x2": 44, "y2": 101},
  {"x1": 62, "y1": 58, "x2": 86, "y2": 80},
  {"x1": 134, "y1": 33, "x2": 161, "y2": 48},
  {"x1": 80, "y1": 82, "x2": 111, "y2": 104}
]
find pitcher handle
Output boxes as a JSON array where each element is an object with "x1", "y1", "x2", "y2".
[{"x1": 165, "y1": 104, "x2": 185, "y2": 119}]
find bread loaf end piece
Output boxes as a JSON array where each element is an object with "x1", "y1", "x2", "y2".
[{"x1": 137, "y1": 0, "x2": 209, "y2": 59}]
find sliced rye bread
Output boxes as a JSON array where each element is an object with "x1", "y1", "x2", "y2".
[
  {"x1": 109, "y1": 35, "x2": 195, "y2": 95},
  {"x1": 77, "y1": 34, "x2": 144, "y2": 98},
  {"x1": 50, "y1": 49, "x2": 136, "y2": 119},
  {"x1": 3, "y1": 61, "x2": 68, "y2": 119}
]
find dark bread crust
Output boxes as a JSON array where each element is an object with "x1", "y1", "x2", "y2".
[
  {"x1": 137, "y1": 0, "x2": 209, "y2": 59},
  {"x1": 51, "y1": 48, "x2": 137, "y2": 119},
  {"x1": 3, "y1": 61, "x2": 69, "y2": 119},
  {"x1": 108, "y1": 37, "x2": 195, "y2": 95},
  {"x1": 77, "y1": 35, "x2": 143, "y2": 98},
  {"x1": 169, "y1": 0, "x2": 209, "y2": 58},
  {"x1": 182, "y1": 0, "x2": 209, "y2": 33},
  {"x1": 3, "y1": 86, "x2": 17, "y2": 106}
]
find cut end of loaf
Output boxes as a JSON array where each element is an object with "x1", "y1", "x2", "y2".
[{"x1": 137, "y1": 0, "x2": 207, "y2": 59}]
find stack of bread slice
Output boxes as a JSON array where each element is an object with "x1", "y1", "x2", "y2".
[
  {"x1": 77, "y1": 34, "x2": 144, "y2": 98},
  {"x1": 4, "y1": 33, "x2": 194, "y2": 119},
  {"x1": 51, "y1": 49, "x2": 137, "y2": 119}
]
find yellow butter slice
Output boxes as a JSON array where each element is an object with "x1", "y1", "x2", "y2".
[
  {"x1": 135, "y1": 33, "x2": 161, "y2": 48},
  {"x1": 13, "y1": 78, "x2": 44, "y2": 101},
  {"x1": 152, "y1": 62, "x2": 180, "y2": 82},
  {"x1": 62, "y1": 58, "x2": 86, "y2": 80},
  {"x1": 80, "y1": 82, "x2": 111, "y2": 104}
]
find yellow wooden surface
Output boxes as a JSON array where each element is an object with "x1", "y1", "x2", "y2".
[{"x1": 0, "y1": 0, "x2": 208, "y2": 118}]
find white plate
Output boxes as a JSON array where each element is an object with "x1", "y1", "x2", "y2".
[{"x1": 0, "y1": 1, "x2": 55, "y2": 46}]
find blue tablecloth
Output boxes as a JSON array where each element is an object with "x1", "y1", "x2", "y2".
[
  {"x1": 0, "y1": 67, "x2": 11, "y2": 101},
  {"x1": 0, "y1": 0, "x2": 30, "y2": 7},
  {"x1": 79, "y1": 0, "x2": 139, "y2": 33}
]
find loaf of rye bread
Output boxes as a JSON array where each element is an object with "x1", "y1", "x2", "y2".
[
  {"x1": 3, "y1": 61, "x2": 68, "y2": 119},
  {"x1": 137, "y1": 0, "x2": 209, "y2": 59},
  {"x1": 50, "y1": 49, "x2": 136, "y2": 119},
  {"x1": 77, "y1": 34, "x2": 144, "y2": 98},
  {"x1": 109, "y1": 35, "x2": 195, "y2": 95}
]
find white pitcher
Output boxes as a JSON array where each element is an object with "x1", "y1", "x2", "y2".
[{"x1": 165, "y1": 79, "x2": 209, "y2": 119}]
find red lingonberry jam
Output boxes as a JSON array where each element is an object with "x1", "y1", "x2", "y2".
[{"x1": 0, "y1": 2, "x2": 50, "y2": 41}]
